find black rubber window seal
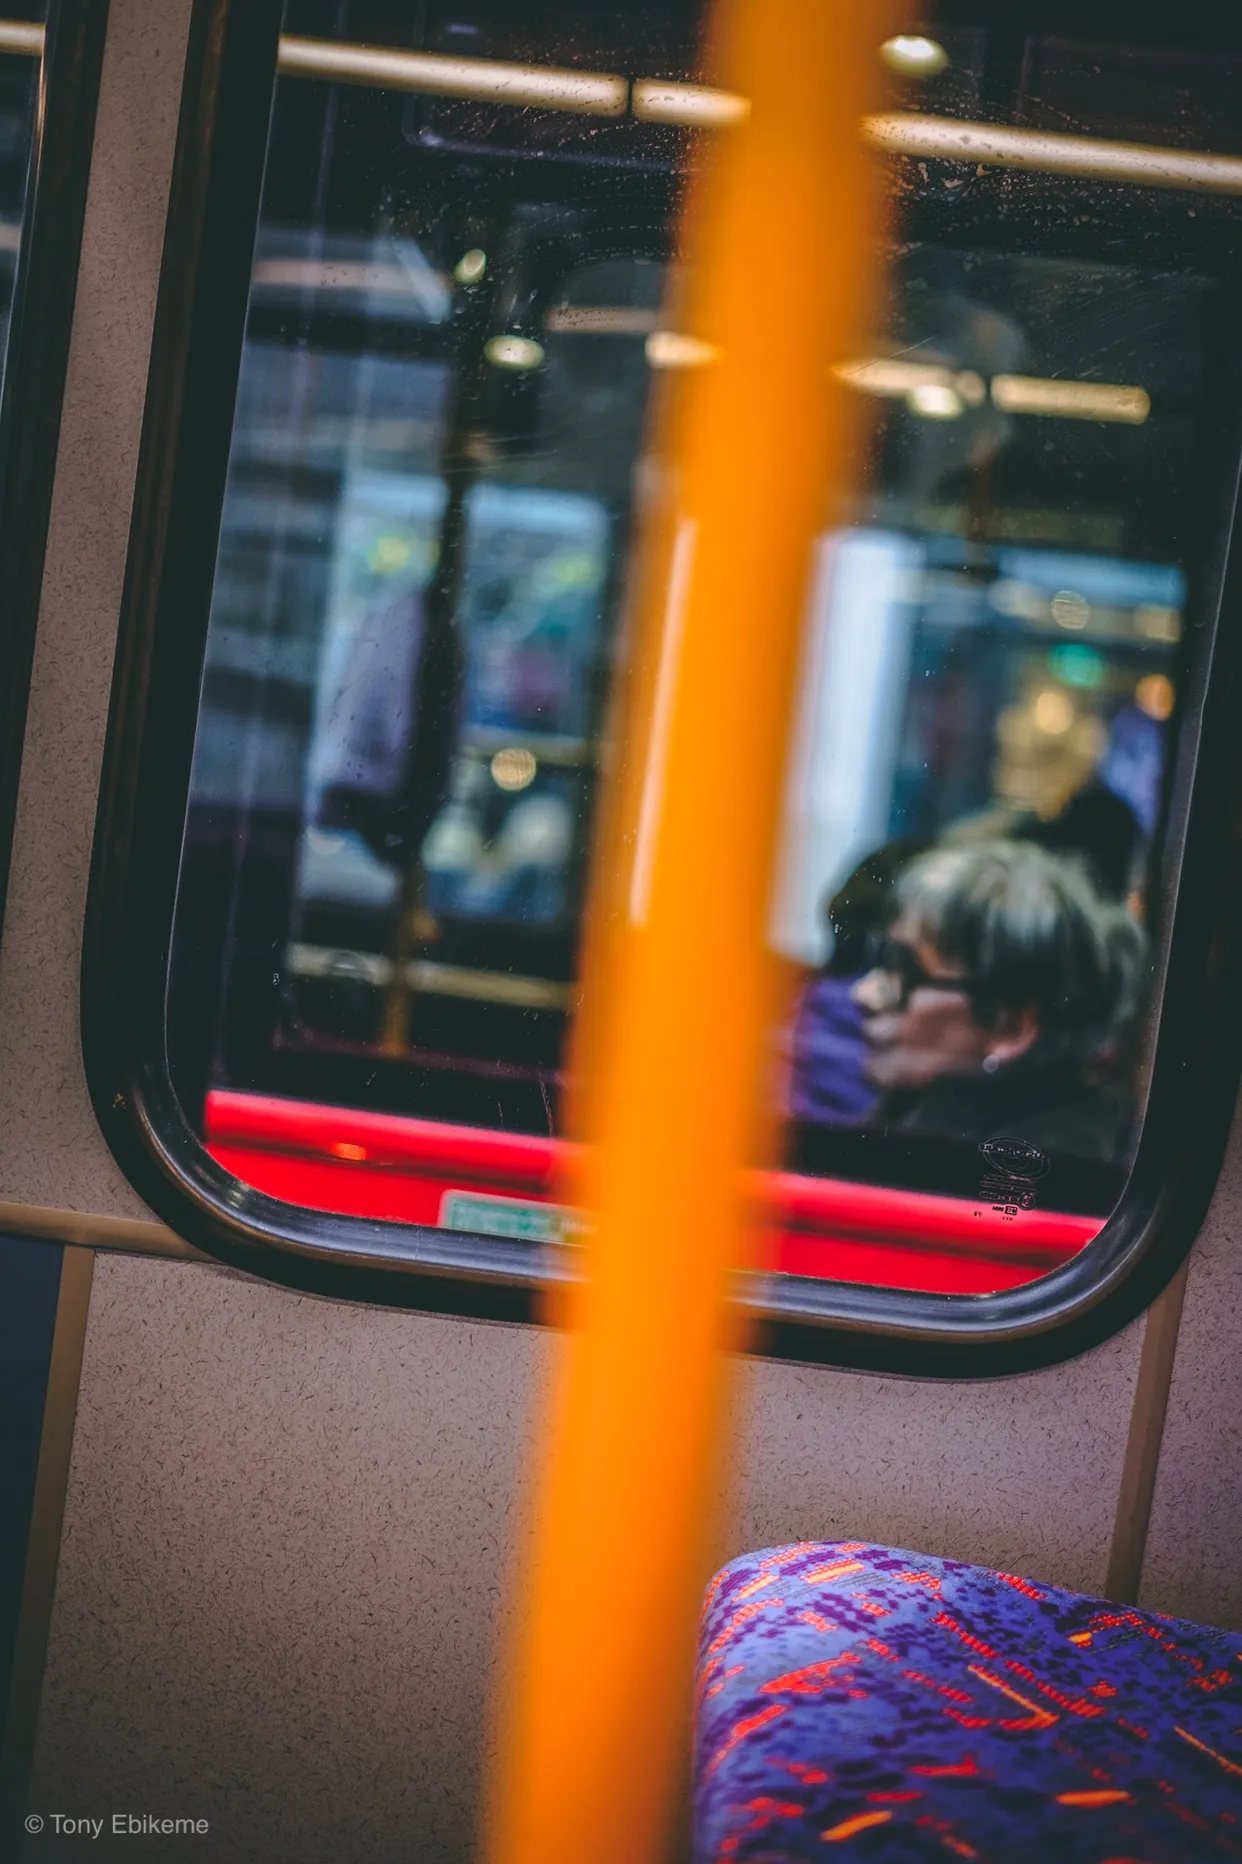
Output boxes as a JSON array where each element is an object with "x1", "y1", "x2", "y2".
[{"x1": 82, "y1": 0, "x2": 1242, "y2": 1374}]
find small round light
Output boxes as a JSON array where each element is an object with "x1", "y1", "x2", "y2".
[
  {"x1": 454, "y1": 248, "x2": 487, "y2": 285},
  {"x1": 1033, "y1": 689, "x2": 1074, "y2": 735},
  {"x1": 1051, "y1": 589, "x2": 1090, "y2": 631},
  {"x1": 485, "y1": 334, "x2": 545, "y2": 371},
  {"x1": 1135, "y1": 672, "x2": 1175, "y2": 721},
  {"x1": 881, "y1": 34, "x2": 950, "y2": 78},
  {"x1": 491, "y1": 747, "x2": 538, "y2": 791},
  {"x1": 906, "y1": 381, "x2": 962, "y2": 420},
  {"x1": 369, "y1": 532, "x2": 414, "y2": 575},
  {"x1": 332, "y1": 1141, "x2": 368, "y2": 1161}
]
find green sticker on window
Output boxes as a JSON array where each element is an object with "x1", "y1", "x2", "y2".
[{"x1": 439, "y1": 1189, "x2": 582, "y2": 1246}]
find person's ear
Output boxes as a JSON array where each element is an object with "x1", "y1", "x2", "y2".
[{"x1": 984, "y1": 1006, "x2": 1039, "y2": 1069}]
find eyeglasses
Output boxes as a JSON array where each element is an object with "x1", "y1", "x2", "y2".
[{"x1": 862, "y1": 932, "x2": 980, "y2": 1009}]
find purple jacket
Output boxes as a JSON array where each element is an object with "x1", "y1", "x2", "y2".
[{"x1": 788, "y1": 973, "x2": 877, "y2": 1127}]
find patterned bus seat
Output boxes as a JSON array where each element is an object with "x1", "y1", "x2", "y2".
[{"x1": 694, "y1": 1541, "x2": 1242, "y2": 1860}]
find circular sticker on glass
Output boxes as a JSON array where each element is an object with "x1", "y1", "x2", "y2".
[{"x1": 978, "y1": 1136, "x2": 1052, "y2": 1182}]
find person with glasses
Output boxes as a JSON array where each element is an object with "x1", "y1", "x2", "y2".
[
  {"x1": 788, "y1": 838, "x2": 928, "y2": 1127},
  {"x1": 852, "y1": 839, "x2": 1145, "y2": 1163}
]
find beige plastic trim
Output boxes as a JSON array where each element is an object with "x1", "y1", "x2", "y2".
[
  {"x1": 1105, "y1": 1258, "x2": 1191, "y2": 1601},
  {"x1": 0, "y1": 1247, "x2": 94, "y2": 1830},
  {"x1": 0, "y1": 1199, "x2": 203, "y2": 1259}
]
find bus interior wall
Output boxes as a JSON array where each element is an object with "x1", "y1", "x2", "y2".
[{"x1": 0, "y1": 0, "x2": 1241, "y2": 1859}]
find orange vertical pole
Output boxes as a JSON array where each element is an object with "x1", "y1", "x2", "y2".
[{"x1": 481, "y1": 4, "x2": 892, "y2": 1862}]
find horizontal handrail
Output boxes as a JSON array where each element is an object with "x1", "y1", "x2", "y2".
[
  {"x1": 6, "y1": 20, "x2": 1238, "y2": 198},
  {"x1": 278, "y1": 34, "x2": 628, "y2": 116},
  {"x1": 862, "y1": 110, "x2": 1242, "y2": 196},
  {"x1": 276, "y1": 32, "x2": 1242, "y2": 195},
  {"x1": 0, "y1": 20, "x2": 42, "y2": 57}
]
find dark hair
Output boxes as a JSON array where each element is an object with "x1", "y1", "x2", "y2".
[
  {"x1": 824, "y1": 838, "x2": 930, "y2": 975},
  {"x1": 894, "y1": 840, "x2": 1146, "y2": 1066},
  {"x1": 1013, "y1": 779, "x2": 1142, "y2": 902}
]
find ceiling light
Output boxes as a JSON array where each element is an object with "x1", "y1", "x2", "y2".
[
  {"x1": 631, "y1": 80, "x2": 750, "y2": 127},
  {"x1": 485, "y1": 334, "x2": 545, "y2": 371},
  {"x1": 251, "y1": 259, "x2": 439, "y2": 294},
  {"x1": 835, "y1": 358, "x2": 986, "y2": 409},
  {"x1": 992, "y1": 375, "x2": 1150, "y2": 423},
  {"x1": 836, "y1": 355, "x2": 1149, "y2": 424},
  {"x1": 863, "y1": 110, "x2": 1242, "y2": 197},
  {"x1": 880, "y1": 35, "x2": 949, "y2": 78},
  {"x1": 491, "y1": 747, "x2": 538, "y2": 791},
  {"x1": 545, "y1": 306, "x2": 660, "y2": 336},
  {"x1": 907, "y1": 381, "x2": 962, "y2": 419},
  {"x1": 990, "y1": 579, "x2": 1047, "y2": 622},
  {"x1": 645, "y1": 331, "x2": 720, "y2": 369},
  {"x1": 835, "y1": 357, "x2": 943, "y2": 396},
  {"x1": 454, "y1": 248, "x2": 487, "y2": 285},
  {"x1": 1051, "y1": 590, "x2": 1090, "y2": 631}
]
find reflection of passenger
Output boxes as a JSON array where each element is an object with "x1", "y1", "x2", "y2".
[
  {"x1": 789, "y1": 841, "x2": 927, "y2": 1126},
  {"x1": 1015, "y1": 779, "x2": 1141, "y2": 903},
  {"x1": 312, "y1": 589, "x2": 424, "y2": 858},
  {"x1": 891, "y1": 288, "x2": 1026, "y2": 504},
  {"x1": 853, "y1": 841, "x2": 1145, "y2": 1163},
  {"x1": 945, "y1": 757, "x2": 1146, "y2": 905},
  {"x1": 421, "y1": 756, "x2": 575, "y2": 924},
  {"x1": 1098, "y1": 701, "x2": 1166, "y2": 839}
]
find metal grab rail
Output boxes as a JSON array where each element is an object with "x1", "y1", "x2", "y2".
[
  {"x1": 273, "y1": 31, "x2": 1242, "y2": 196},
  {"x1": 0, "y1": 21, "x2": 42, "y2": 57},
  {"x1": 7, "y1": 21, "x2": 1242, "y2": 196},
  {"x1": 277, "y1": 33, "x2": 628, "y2": 116},
  {"x1": 863, "y1": 110, "x2": 1242, "y2": 196}
]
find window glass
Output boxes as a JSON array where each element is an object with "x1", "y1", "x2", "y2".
[{"x1": 170, "y1": 2, "x2": 1236, "y2": 1297}]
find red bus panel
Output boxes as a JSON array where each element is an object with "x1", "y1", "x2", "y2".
[{"x1": 204, "y1": 1091, "x2": 1102, "y2": 1296}]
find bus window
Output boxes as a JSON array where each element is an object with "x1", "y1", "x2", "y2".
[
  {"x1": 153, "y1": 3, "x2": 1242, "y2": 1314},
  {"x1": 0, "y1": 12, "x2": 42, "y2": 362},
  {"x1": 776, "y1": 247, "x2": 1199, "y2": 1234}
]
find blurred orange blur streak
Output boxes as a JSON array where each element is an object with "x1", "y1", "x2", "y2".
[{"x1": 480, "y1": 1, "x2": 895, "y2": 1860}]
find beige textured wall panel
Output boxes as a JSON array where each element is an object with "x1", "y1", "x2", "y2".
[
  {"x1": 1140, "y1": 1102, "x2": 1242, "y2": 1628},
  {"x1": 30, "y1": 1250, "x2": 1144, "y2": 1863},
  {"x1": 729, "y1": 1321, "x2": 1143, "y2": 1599},
  {"x1": 0, "y1": 0, "x2": 191, "y2": 1221},
  {"x1": 29, "y1": 1254, "x2": 547, "y2": 1864}
]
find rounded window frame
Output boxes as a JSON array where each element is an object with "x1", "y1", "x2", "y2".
[{"x1": 82, "y1": 0, "x2": 1242, "y2": 1374}]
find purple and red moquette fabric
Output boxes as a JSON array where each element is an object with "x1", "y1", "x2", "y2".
[{"x1": 694, "y1": 1541, "x2": 1242, "y2": 1861}]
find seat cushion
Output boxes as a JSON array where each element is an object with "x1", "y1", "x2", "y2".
[{"x1": 694, "y1": 1541, "x2": 1242, "y2": 1861}]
